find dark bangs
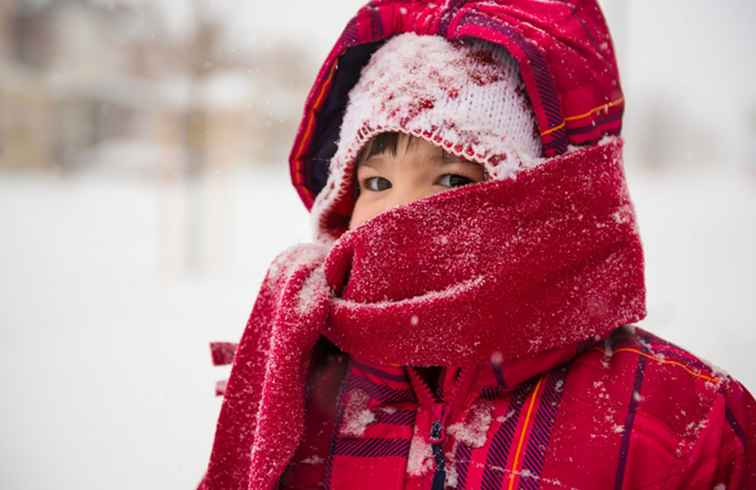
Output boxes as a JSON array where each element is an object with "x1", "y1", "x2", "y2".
[{"x1": 355, "y1": 132, "x2": 421, "y2": 167}]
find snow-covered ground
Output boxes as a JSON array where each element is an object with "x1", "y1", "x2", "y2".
[{"x1": 0, "y1": 165, "x2": 754, "y2": 489}]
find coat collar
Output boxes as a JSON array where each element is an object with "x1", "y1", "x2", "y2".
[{"x1": 348, "y1": 336, "x2": 593, "y2": 416}]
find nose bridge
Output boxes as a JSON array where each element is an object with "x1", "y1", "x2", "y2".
[{"x1": 388, "y1": 176, "x2": 433, "y2": 209}]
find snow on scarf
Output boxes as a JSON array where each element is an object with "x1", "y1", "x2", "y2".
[{"x1": 197, "y1": 136, "x2": 646, "y2": 489}]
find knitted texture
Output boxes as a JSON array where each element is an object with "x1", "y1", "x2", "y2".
[{"x1": 311, "y1": 32, "x2": 542, "y2": 243}]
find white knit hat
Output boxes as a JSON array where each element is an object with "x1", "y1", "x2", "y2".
[{"x1": 312, "y1": 32, "x2": 542, "y2": 242}]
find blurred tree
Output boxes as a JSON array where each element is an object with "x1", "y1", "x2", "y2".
[
  {"x1": 180, "y1": 0, "x2": 223, "y2": 273},
  {"x1": 182, "y1": 1, "x2": 219, "y2": 177},
  {"x1": 248, "y1": 41, "x2": 315, "y2": 165},
  {"x1": 748, "y1": 105, "x2": 756, "y2": 178}
]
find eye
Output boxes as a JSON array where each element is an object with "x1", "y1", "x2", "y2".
[
  {"x1": 437, "y1": 173, "x2": 474, "y2": 188},
  {"x1": 362, "y1": 176, "x2": 392, "y2": 192}
]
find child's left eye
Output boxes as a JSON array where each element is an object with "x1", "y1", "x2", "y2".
[{"x1": 437, "y1": 173, "x2": 474, "y2": 188}]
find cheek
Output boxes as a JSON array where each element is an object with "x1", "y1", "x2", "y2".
[
  {"x1": 348, "y1": 193, "x2": 390, "y2": 230},
  {"x1": 348, "y1": 196, "x2": 371, "y2": 230}
]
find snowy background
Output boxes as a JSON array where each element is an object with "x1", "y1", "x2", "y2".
[{"x1": 1, "y1": 1, "x2": 755, "y2": 489}]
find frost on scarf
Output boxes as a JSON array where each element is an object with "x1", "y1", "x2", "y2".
[
  {"x1": 332, "y1": 274, "x2": 485, "y2": 311},
  {"x1": 296, "y1": 264, "x2": 328, "y2": 315},
  {"x1": 268, "y1": 244, "x2": 329, "y2": 285},
  {"x1": 266, "y1": 243, "x2": 332, "y2": 316}
]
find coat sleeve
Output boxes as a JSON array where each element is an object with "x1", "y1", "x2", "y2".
[{"x1": 675, "y1": 377, "x2": 756, "y2": 490}]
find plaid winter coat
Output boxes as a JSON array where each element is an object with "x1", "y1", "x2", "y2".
[
  {"x1": 281, "y1": 2, "x2": 756, "y2": 486},
  {"x1": 279, "y1": 327, "x2": 755, "y2": 489}
]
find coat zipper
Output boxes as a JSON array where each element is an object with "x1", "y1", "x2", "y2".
[
  {"x1": 410, "y1": 368, "x2": 452, "y2": 490},
  {"x1": 430, "y1": 419, "x2": 446, "y2": 490},
  {"x1": 409, "y1": 364, "x2": 479, "y2": 490}
]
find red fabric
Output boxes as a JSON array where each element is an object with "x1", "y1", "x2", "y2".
[
  {"x1": 291, "y1": 0, "x2": 624, "y2": 210},
  {"x1": 198, "y1": 139, "x2": 651, "y2": 489},
  {"x1": 280, "y1": 327, "x2": 756, "y2": 489}
]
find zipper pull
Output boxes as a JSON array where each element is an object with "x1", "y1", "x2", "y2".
[
  {"x1": 430, "y1": 420, "x2": 443, "y2": 442},
  {"x1": 429, "y1": 403, "x2": 446, "y2": 444}
]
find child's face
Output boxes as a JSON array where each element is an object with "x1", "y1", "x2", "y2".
[{"x1": 348, "y1": 133, "x2": 485, "y2": 230}]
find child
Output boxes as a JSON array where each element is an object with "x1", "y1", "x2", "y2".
[{"x1": 198, "y1": 2, "x2": 755, "y2": 489}]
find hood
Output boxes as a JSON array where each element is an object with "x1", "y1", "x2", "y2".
[{"x1": 288, "y1": 0, "x2": 624, "y2": 240}]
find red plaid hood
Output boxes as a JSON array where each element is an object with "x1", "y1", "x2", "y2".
[{"x1": 289, "y1": 0, "x2": 624, "y2": 230}]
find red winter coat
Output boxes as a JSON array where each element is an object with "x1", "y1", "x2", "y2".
[
  {"x1": 280, "y1": 0, "x2": 756, "y2": 482},
  {"x1": 279, "y1": 327, "x2": 755, "y2": 489}
]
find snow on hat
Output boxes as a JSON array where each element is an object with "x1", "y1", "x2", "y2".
[{"x1": 311, "y1": 32, "x2": 542, "y2": 242}]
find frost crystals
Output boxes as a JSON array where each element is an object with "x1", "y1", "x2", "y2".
[
  {"x1": 407, "y1": 429, "x2": 434, "y2": 476},
  {"x1": 339, "y1": 389, "x2": 376, "y2": 437},
  {"x1": 447, "y1": 401, "x2": 494, "y2": 448}
]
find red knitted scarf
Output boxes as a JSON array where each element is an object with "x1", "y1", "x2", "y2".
[{"x1": 198, "y1": 137, "x2": 646, "y2": 489}]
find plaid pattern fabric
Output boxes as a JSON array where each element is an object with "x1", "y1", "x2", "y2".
[{"x1": 279, "y1": 326, "x2": 756, "y2": 489}]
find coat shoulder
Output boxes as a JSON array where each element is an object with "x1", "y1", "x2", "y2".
[
  {"x1": 575, "y1": 324, "x2": 734, "y2": 395},
  {"x1": 565, "y1": 326, "x2": 736, "y2": 436}
]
